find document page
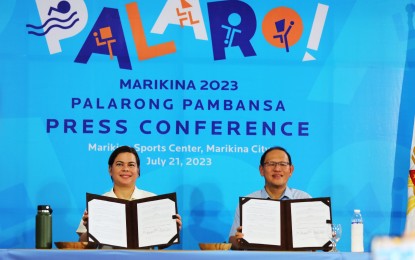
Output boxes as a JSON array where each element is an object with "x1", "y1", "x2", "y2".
[
  {"x1": 136, "y1": 198, "x2": 177, "y2": 248},
  {"x1": 242, "y1": 198, "x2": 281, "y2": 246},
  {"x1": 290, "y1": 201, "x2": 330, "y2": 248},
  {"x1": 88, "y1": 199, "x2": 127, "y2": 247}
]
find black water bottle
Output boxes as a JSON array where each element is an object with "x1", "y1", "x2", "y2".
[{"x1": 36, "y1": 205, "x2": 53, "y2": 249}]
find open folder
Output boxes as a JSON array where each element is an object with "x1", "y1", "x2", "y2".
[
  {"x1": 86, "y1": 192, "x2": 180, "y2": 249},
  {"x1": 239, "y1": 197, "x2": 332, "y2": 251}
]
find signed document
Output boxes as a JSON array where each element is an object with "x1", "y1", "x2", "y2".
[
  {"x1": 290, "y1": 200, "x2": 331, "y2": 248},
  {"x1": 242, "y1": 199, "x2": 281, "y2": 246},
  {"x1": 87, "y1": 192, "x2": 179, "y2": 249},
  {"x1": 240, "y1": 197, "x2": 331, "y2": 251},
  {"x1": 88, "y1": 198, "x2": 128, "y2": 248},
  {"x1": 136, "y1": 198, "x2": 178, "y2": 248}
]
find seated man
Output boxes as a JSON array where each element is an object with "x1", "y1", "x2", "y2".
[{"x1": 228, "y1": 146, "x2": 311, "y2": 250}]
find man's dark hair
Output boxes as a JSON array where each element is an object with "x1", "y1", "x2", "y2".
[{"x1": 260, "y1": 146, "x2": 292, "y2": 166}]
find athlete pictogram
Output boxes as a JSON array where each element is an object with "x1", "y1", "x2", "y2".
[
  {"x1": 48, "y1": 0, "x2": 70, "y2": 15},
  {"x1": 176, "y1": 0, "x2": 199, "y2": 27},
  {"x1": 273, "y1": 19, "x2": 295, "y2": 52},
  {"x1": 27, "y1": 0, "x2": 88, "y2": 54},
  {"x1": 221, "y1": 13, "x2": 242, "y2": 47},
  {"x1": 93, "y1": 27, "x2": 117, "y2": 60},
  {"x1": 262, "y1": 7, "x2": 303, "y2": 54}
]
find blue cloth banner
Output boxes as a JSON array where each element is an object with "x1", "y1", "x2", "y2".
[{"x1": 0, "y1": 0, "x2": 413, "y2": 252}]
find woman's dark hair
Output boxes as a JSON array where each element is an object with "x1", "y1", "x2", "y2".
[
  {"x1": 260, "y1": 146, "x2": 292, "y2": 166},
  {"x1": 108, "y1": 145, "x2": 140, "y2": 167}
]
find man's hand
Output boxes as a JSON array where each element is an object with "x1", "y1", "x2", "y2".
[{"x1": 229, "y1": 226, "x2": 244, "y2": 250}]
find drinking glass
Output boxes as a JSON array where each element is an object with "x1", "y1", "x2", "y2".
[{"x1": 328, "y1": 223, "x2": 342, "y2": 252}]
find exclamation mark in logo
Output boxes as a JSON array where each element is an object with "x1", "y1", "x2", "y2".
[{"x1": 303, "y1": 3, "x2": 329, "y2": 61}]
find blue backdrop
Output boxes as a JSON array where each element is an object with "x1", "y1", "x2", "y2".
[{"x1": 0, "y1": 0, "x2": 414, "y2": 252}]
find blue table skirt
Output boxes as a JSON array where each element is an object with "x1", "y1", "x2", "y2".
[{"x1": 0, "y1": 249, "x2": 370, "y2": 260}]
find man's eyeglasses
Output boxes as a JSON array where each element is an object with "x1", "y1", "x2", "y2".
[{"x1": 263, "y1": 161, "x2": 291, "y2": 168}]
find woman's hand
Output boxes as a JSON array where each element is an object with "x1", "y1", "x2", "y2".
[
  {"x1": 78, "y1": 210, "x2": 89, "y2": 242},
  {"x1": 82, "y1": 210, "x2": 89, "y2": 227},
  {"x1": 175, "y1": 214, "x2": 182, "y2": 230}
]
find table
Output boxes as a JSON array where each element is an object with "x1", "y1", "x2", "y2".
[{"x1": 0, "y1": 249, "x2": 370, "y2": 260}]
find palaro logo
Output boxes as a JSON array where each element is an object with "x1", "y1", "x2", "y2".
[{"x1": 27, "y1": 0, "x2": 329, "y2": 70}]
